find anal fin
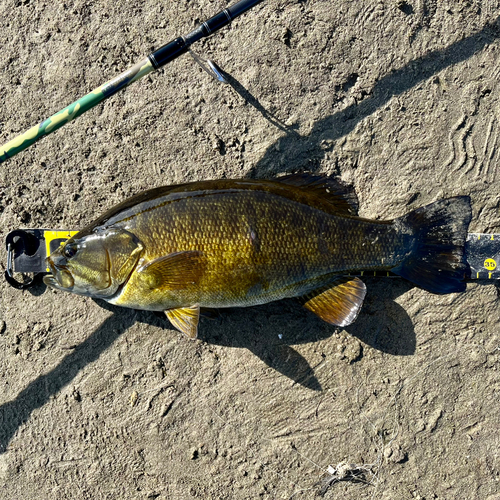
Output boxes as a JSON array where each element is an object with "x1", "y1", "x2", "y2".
[
  {"x1": 302, "y1": 277, "x2": 367, "y2": 327},
  {"x1": 165, "y1": 305, "x2": 200, "y2": 339}
]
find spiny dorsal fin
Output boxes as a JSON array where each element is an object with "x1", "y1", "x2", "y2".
[
  {"x1": 301, "y1": 277, "x2": 367, "y2": 327},
  {"x1": 165, "y1": 305, "x2": 200, "y2": 339},
  {"x1": 276, "y1": 173, "x2": 358, "y2": 216},
  {"x1": 137, "y1": 251, "x2": 205, "y2": 290},
  {"x1": 77, "y1": 175, "x2": 359, "y2": 239}
]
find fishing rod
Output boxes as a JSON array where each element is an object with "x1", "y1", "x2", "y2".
[{"x1": 0, "y1": 0, "x2": 265, "y2": 164}]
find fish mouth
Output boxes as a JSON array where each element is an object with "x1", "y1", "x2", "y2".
[
  {"x1": 44, "y1": 257, "x2": 74, "y2": 290},
  {"x1": 43, "y1": 274, "x2": 66, "y2": 290}
]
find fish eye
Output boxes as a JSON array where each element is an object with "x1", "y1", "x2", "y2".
[{"x1": 63, "y1": 244, "x2": 78, "y2": 259}]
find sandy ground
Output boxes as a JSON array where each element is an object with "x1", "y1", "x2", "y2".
[{"x1": 1, "y1": 0, "x2": 500, "y2": 498}]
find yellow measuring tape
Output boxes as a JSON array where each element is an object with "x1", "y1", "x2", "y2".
[{"x1": 43, "y1": 230, "x2": 79, "y2": 271}]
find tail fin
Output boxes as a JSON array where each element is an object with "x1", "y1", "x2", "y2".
[{"x1": 391, "y1": 196, "x2": 472, "y2": 294}]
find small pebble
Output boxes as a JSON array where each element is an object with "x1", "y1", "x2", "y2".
[{"x1": 129, "y1": 391, "x2": 138, "y2": 407}]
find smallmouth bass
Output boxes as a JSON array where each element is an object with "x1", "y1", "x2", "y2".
[{"x1": 44, "y1": 174, "x2": 472, "y2": 337}]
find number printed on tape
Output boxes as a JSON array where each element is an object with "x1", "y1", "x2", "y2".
[{"x1": 484, "y1": 258, "x2": 497, "y2": 271}]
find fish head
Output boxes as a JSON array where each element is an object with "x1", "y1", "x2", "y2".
[{"x1": 44, "y1": 228, "x2": 143, "y2": 298}]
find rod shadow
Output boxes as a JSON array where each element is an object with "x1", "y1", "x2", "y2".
[
  {"x1": 220, "y1": 71, "x2": 301, "y2": 138},
  {"x1": 238, "y1": 16, "x2": 500, "y2": 177}
]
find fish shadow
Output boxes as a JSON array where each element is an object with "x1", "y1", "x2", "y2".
[
  {"x1": 0, "y1": 280, "x2": 414, "y2": 453},
  {"x1": 344, "y1": 278, "x2": 416, "y2": 355},
  {"x1": 195, "y1": 277, "x2": 415, "y2": 392}
]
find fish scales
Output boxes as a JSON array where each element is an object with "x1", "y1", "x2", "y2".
[{"x1": 104, "y1": 189, "x2": 404, "y2": 309}]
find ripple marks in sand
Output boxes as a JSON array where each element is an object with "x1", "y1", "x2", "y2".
[{"x1": 445, "y1": 113, "x2": 476, "y2": 178}]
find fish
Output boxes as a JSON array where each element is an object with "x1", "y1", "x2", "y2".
[{"x1": 44, "y1": 174, "x2": 472, "y2": 338}]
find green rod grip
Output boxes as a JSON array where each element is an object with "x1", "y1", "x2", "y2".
[{"x1": 0, "y1": 57, "x2": 153, "y2": 164}]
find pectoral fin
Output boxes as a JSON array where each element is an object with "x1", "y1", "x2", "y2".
[
  {"x1": 165, "y1": 305, "x2": 200, "y2": 339},
  {"x1": 137, "y1": 251, "x2": 205, "y2": 290},
  {"x1": 302, "y1": 277, "x2": 367, "y2": 327}
]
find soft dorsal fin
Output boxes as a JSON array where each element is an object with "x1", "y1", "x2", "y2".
[
  {"x1": 301, "y1": 277, "x2": 367, "y2": 327},
  {"x1": 165, "y1": 306, "x2": 200, "y2": 339},
  {"x1": 137, "y1": 251, "x2": 205, "y2": 290},
  {"x1": 276, "y1": 173, "x2": 358, "y2": 216}
]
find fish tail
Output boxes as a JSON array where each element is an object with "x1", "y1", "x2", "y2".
[{"x1": 391, "y1": 196, "x2": 472, "y2": 294}]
